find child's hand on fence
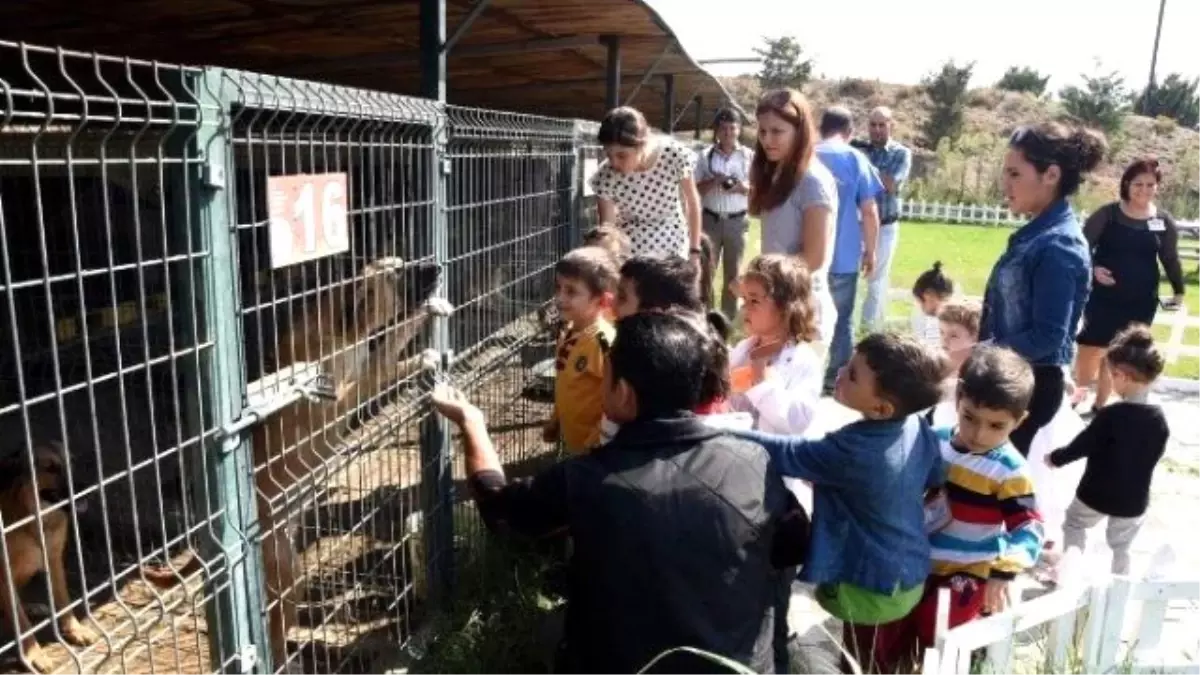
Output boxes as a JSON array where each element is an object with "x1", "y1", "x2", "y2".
[
  {"x1": 984, "y1": 578, "x2": 1011, "y2": 614},
  {"x1": 431, "y1": 384, "x2": 483, "y2": 427}
]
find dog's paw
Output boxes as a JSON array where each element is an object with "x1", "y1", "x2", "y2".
[
  {"x1": 24, "y1": 646, "x2": 55, "y2": 674},
  {"x1": 62, "y1": 618, "x2": 101, "y2": 647},
  {"x1": 423, "y1": 297, "x2": 454, "y2": 317}
]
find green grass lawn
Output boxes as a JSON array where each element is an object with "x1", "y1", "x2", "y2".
[{"x1": 719, "y1": 220, "x2": 1200, "y2": 379}]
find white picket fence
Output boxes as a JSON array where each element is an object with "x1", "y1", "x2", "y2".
[
  {"x1": 923, "y1": 576, "x2": 1200, "y2": 674},
  {"x1": 897, "y1": 198, "x2": 1200, "y2": 247}
]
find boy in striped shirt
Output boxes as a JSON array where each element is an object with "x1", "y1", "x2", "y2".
[{"x1": 919, "y1": 346, "x2": 1045, "y2": 650}]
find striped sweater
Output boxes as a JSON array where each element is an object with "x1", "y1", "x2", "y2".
[{"x1": 929, "y1": 427, "x2": 1044, "y2": 580}]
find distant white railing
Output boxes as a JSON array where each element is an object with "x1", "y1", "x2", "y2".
[
  {"x1": 923, "y1": 576, "x2": 1200, "y2": 674},
  {"x1": 898, "y1": 199, "x2": 1200, "y2": 238}
]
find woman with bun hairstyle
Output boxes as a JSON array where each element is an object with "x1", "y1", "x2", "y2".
[
  {"x1": 1071, "y1": 158, "x2": 1186, "y2": 413},
  {"x1": 980, "y1": 122, "x2": 1107, "y2": 457}
]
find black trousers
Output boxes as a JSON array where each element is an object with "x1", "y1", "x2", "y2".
[{"x1": 1009, "y1": 365, "x2": 1065, "y2": 457}]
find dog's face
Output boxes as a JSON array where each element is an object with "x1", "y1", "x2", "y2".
[
  {"x1": 333, "y1": 257, "x2": 442, "y2": 341},
  {"x1": 0, "y1": 442, "x2": 69, "y2": 513}
]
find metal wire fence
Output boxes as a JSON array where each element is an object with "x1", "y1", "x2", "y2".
[{"x1": 1, "y1": 41, "x2": 596, "y2": 675}]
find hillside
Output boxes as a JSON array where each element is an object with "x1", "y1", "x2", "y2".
[{"x1": 718, "y1": 75, "x2": 1199, "y2": 217}]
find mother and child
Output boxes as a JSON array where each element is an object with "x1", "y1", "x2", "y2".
[{"x1": 423, "y1": 99, "x2": 1174, "y2": 673}]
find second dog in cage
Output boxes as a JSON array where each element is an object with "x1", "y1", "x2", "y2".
[
  {"x1": 142, "y1": 256, "x2": 448, "y2": 670},
  {"x1": 0, "y1": 443, "x2": 101, "y2": 673}
]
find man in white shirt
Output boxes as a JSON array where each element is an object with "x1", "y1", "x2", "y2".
[{"x1": 694, "y1": 108, "x2": 753, "y2": 318}]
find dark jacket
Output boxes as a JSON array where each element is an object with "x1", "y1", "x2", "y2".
[{"x1": 471, "y1": 415, "x2": 798, "y2": 674}]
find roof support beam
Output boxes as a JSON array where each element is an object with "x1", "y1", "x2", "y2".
[
  {"x1": 694, "y1": 96, "x2": 704, "y2": 140},
  {"x1": 442, "y1": 0, "x2": 492, "y2": 54},
  {"x1": 623, "y1": 41, "x2": 675, "y2": 107},
  {"x1": 420, "y1": 0, "x2": 446, "y2": 102},
  {"x1": 603, "y1": 35, "x2": 621, "y2": 111}
]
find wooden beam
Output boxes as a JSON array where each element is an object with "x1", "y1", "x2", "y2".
[
  {"x1": 604, "y1": 35, "x2": 620, "y2": 111},
  {"x1": 420, "y1": 0, "x2": 447, "y2": 102},
  {"x1": 442, "y1": 0, "x2": 492, "y2": 54},
  {"x1": 664, "y1": 74, "x2": 676, "y2": 132},
  {"x1": 623, "y1": 41, "x2": 675, "y2": 107}
]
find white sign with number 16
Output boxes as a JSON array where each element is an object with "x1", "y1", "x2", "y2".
[{"x1": 268, "y1": 172, "x2": 351, "y2": 269}]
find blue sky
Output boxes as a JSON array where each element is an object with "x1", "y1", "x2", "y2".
[{"x1": 650, "y1": 0, "x2": 1199, "y2": 93}]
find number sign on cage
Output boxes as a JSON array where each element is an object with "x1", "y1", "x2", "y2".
[{"x1": 268, "y1": 172, "x2": 351, "y2": 268}]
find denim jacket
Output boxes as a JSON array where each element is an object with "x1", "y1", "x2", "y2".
[
  {"x1": 733, "y1": 415, "x2": 944, "y2": 594},
  {"x1": 980, "y1": 200, "x2": 1091, "y2": 366}
]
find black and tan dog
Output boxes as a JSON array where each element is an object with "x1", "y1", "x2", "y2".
[
  {"x1": 0, "y1": 443, "x2": 100, "y2": 673},
  {"x1": 142, "y1": 256, "x2": 447, "y2": 669}
]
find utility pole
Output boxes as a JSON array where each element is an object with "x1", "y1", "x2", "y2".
[{"x1": 1143, "y1": 0, "x2": 1167, "y2": 111}]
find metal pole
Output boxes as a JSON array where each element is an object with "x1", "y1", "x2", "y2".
[
  {"x1": 603, "y1": 35, "x2": 621, "y2": 111},
  {"x1": 419, "y1": 0, "x2": 455, "y2": 607},
  {"x1": 193, "y1": 67, "x2": 271, "y2": 674},
  {"x1": 1144, "y1": 0, "x2": 1167, "y2": 110},
  {"x1": 663, "y1": 74, "x2": 676, "y2": 133},
  {"x1": 693, "y1": 96, "x2": 703, "y2": 140}
]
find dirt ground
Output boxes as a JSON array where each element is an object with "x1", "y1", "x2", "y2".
[{"x1": 1, "y1": 318, "x2": 558, "y2": 675}]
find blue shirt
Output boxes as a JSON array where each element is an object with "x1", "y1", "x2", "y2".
[
  {"x1": 860, "y1": 140, "x2": 912, "y2": 225},
  {"x1": 732, "y1": 415, "x2": 945, "y2": 595},
  {"x1": 816, "y1": 139, "x2": 885, "y2": 275},
  {"x1": 980, "y1": 199, "x2": 1092, "y2": 366}
]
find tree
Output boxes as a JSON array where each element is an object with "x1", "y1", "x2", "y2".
[
  {"x1": 1059, "y1": 68, "x2": 1129, "y2": 135},
  {"x1": 1135, "y1": 73, "x2": 1200, "y2": 128},
  {"x1": 996, "y1": 66, "x2": 1050, "y2": 97},
  {"x1": 922, "y1": 60, "x2": 974, "y2": 149},
  {"x1": 753, "y1": 36, "x2": 813, "y2": 91}
]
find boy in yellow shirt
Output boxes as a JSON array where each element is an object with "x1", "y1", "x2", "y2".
[{"x1": 543, "y1": 246, "x2": 618, "y2": 454}]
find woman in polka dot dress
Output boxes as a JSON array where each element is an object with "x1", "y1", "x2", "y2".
[{"x1": 588, "y1": 106, "x2": 704, "y2": 266}]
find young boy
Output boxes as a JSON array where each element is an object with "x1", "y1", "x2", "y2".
[
  {"x1": 924, "y1": 300, "x2": 982, "y2": 427},
  {"x1": 730, "y1": 332, "x2": 948, "y2": 673},
  {"x1": 1046, "y1": 324, "x2": 1169, "y2": 576},
  {"x1": 543, "y1": 246, "x2": 618, "y2": 455},
  {"x1": 898, "y1": 345, "x2": 1045, "y2": 669}
]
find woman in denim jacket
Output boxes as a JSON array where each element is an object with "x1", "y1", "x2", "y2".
[{"x1": 981, "y1": 122, "x2": 1107, "y2": 456}]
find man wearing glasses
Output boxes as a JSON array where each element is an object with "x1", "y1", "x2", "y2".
[{"x1": 854, "y1": 106, "x2": 913, "y2": 331}]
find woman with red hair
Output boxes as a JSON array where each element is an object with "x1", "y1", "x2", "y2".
[
  {"x1": 1072, "y1": 158, "x2": 1186, "y2": 412},
  {"x1": 749, "y1": 89, "x2": 838, "y2": 351}
]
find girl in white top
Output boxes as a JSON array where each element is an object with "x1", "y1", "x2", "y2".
[
  {"x1": 910, "y1": 261, "x2": 955, "y2": 349},
  {"x1": 728, "y1": 254, "x2": 824, "y2": 438},
  {"x1": 588, "y1": 106, "x2": 704, "y2": 263}
]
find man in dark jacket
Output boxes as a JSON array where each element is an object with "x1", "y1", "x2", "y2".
[{"x1": 431, "y1": 312, "x2": 806, "y2": 673}]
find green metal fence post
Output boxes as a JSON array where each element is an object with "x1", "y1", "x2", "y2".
[
  {"x1": 192, "y1": 67, "x2": 271, "y2": 674},
  {"x1": 419, "y1": 0, "x2": 456, "y2": 607}
]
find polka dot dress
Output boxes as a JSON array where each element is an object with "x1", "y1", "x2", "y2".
[{"x1": 588, "y1": 137, "x2": 696, "y2": 258}]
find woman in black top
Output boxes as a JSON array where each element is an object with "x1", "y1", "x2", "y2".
[{"x1": 1072, "y1": 158, "x2": 1186, "y2": 412}]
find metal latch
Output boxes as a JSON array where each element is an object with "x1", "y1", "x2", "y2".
[{"x1": 217, "y1": 363, "x2": 335, "y2": 444}]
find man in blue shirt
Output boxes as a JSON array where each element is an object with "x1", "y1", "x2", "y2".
[
  {"x1": 855, "y1": 107, "x2": 913, "y2": 331},
  {"x1": 815, "y1": 107, "x2": 883, "y2": 392}
]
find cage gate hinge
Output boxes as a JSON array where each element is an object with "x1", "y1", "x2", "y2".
[{"x1": 217, "y1": 365, "x2": 336, "y2": 449}]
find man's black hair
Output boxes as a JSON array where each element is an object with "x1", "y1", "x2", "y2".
[
  {"x1": 610, "y1": 313, "x2": 707, "y2": 418},
  {"x1": 819, "y1": 106, "x2": 854, "y2": 138},
  {"x1": 957, "y1": 344, "x2": 1035, "y2": 418},
  {"x1": 619, "y1": 255, "x2": 702, "y2": 313},
  {"x1": 712, "y1": 107, "x2": 740, "y2": 128},
  {"x1": 856, "y1": 332, "x2": 948, "y2": 417}
]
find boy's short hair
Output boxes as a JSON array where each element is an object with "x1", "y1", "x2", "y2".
[
  {"x1": 555, "y1": 246, "x2": 619, "y2": 296},
  {"x1": 957, "y1": 345, "x2": 1035, "y2": 418},
  {"x1": 582, "y1": 224, "x2": 632, "y2": 264},
  {"x1": 937, "y1": 300, "x2": 982, "y2": 337},
  {"x1": 619, "y1": 255, "x2": 702, "y2": 313},
  {"x1": 856, "y1": 332, "x2": 948, "y2": 417},
  {"x1": 610, "y1": 312, "x2": 708, "y2": 417},
  {"x1": 1107, "y1": 323, "x2": 1164, "y2": 383}
]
